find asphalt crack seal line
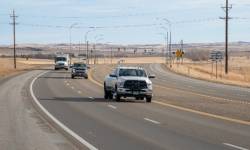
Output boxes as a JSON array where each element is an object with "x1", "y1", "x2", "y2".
[
  {"x1": 88, "y1": 69, "x2": 250, "y2": 126},
  {"x1": 30, "y1": 71, "x2": 98, "y2": 150}
]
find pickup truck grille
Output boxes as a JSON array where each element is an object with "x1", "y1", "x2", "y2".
[
  {"x1": 75, "y1": 69, "x2": 86, "y2": 72},
  {"x1": 123, "y1": 80, "x2": 147, "y2": 90}
]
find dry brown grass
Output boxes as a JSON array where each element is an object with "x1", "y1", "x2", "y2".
[
  {"x1": 1, "y1": 56, "x2": 249, "y2": 87},
  {"x1": 83, "y1": 57, "x2": 166, "y2": 64},
  {"x1": 0, "y1": 58, "x2": 52, "y2": 77},
  {"x1": 164, "y1": 56, "x2": 250, "y2": 87}
]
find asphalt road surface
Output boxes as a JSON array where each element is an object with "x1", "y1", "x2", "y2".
[{"x1": 30, "y1": 63, "x2": 250, "y2": 150}]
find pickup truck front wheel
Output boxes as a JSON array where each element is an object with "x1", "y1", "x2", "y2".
[
  {"x1": 104, "y1": 84, "x2": 113, "y2": 100},
  {"x1": 104, "y1": 90, "x2": 109, "y2": 99},
  {"x1": 146, "y1": 96, "x2": 152, "y2": 103},
  {"x1": 104, "y1": 84, "x2": 109, "y2": 99},
  {"x1": 115, "y1": 85, "x2": 121, "y2": 102},
  {"x1": 115, "y1": 94, "x2": 121, "y2": 102}
]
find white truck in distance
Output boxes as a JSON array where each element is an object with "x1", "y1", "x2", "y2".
[
  {"x1": 104, "y1": 66, "x2": 155, "y2": 103},
  {"x1": 54, "y1": 54, "x2": 70, "y2": 70}
]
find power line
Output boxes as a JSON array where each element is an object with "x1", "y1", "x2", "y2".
[
  {"x1": 174, "y1": 18, "x2": 220, "y2": 24},
  {"x1": 5, "y1": 12, "x2": 172, "y2": 19},
  {"x1": 10, "y1": 18, "x2": 220, "y2": 29},
  {"x1": 0, "y1": 13, "x2": 9, "y2": 16}
]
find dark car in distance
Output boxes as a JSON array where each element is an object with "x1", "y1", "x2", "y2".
[{"x1": 71, "y1": 63, "x2": 89, "y2": 79}]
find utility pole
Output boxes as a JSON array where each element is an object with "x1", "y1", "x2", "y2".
[
  {"x1": 84, "y1": 28, "x2": 95, "y2": 64},
  {"x1": 111, "y1": 47, "x2": 113, "y2": 64},
  {"x1": 220, "y1": 0, "x2": 232, "y2": 74},
  {"x1": 169, "y1": 31, "x2": 172, "y2": 68},
  {"x1": 180, "y1": 40, "x2": 184, "y2": 51},
  {"x1": 78, "y1": 41, "x2": 81, "y2": 61},
  {"x1": 162, "y1": 18, "x2": 172, "y2": 68},
  {"x1": 180, "y1": 40, "x2": 184, "y2": 64},
  {"x1": 10, "y1": 10, "x2": 18, "y2": 69},
  {"x1": 86, "y1": 41, "x2": 89, "y2": 64},
  {"x1": 69, "y1": 23, "x2": 78, "y2": 53},
  {"x1": 165, "y1": 32, "x2": 169, "y2": 64},
  {"x1": 166, "y1": 32, "x2": 169, "y2": 64},
  {"x1": 93, "y1": 44, "x2": 96, "y2": 64}
]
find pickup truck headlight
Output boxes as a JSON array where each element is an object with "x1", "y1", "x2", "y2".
[
  {"x1": 117, "y1": 79, "x2": 125, "y2": 88},
  {"x1": 147, "y1": 83, "x2": 152, "y2": 90}
]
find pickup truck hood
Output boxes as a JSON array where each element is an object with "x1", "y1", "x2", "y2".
[{"x1": 119, "y1": 76, "x2": 151, "y2": 84}]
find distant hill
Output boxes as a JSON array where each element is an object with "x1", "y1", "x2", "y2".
[{"x1": 1, "y1": 42, "x2": 250, "y2": 57}]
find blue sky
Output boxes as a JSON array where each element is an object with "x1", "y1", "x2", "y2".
[{"x1": 1, "y1": 0, "x2": 250, "y2": 45}]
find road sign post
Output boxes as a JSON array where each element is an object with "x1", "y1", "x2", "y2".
[
  {"x1": 174, "y1": 49, "x2": 185, "y2": 66},
  {"x1": 209, "y1": 51, "x2": 224, "y2": 79}
]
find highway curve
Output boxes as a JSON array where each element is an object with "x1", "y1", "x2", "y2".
[{"x1": 31, "y1": 64, "x2": 250, "y2": 150}]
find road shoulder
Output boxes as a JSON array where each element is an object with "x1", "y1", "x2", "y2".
[{"x1": 0, "y1": 70, "x2": 77, "y2": 150}]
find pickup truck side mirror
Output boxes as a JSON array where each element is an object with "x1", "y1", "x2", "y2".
[
  {"x1": 110, "y1": 74, "x2": 117, "y2": 78},
  {"x1": 149, "y1": 74, "x2": 155, "y2": 79}
]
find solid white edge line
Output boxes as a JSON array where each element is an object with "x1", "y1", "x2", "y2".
[
  {"x1": 30, "y1": 71, "x2": 98, "y2": 150},
  {"x1": 144, "y1": 118, "x2": 161, "y2": 125},
  {"x1": 108, "y1": 105, "x2": 117, "y2": 109},
  {"x1": 223, "y1": 143, "x2": 249, "y2": 150}
]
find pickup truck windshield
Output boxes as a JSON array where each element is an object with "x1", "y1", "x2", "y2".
[
  {"x1": 74, "y1": 63, "x2": 87, "y2": 68},
  {"x1": 119, "y1": 69, "x2": 147, "y2": 77},
  {"x1": 55, "y1": 57, "x2": 66, "y2": 62}
]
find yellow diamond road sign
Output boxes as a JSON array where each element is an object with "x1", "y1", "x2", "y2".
[{"x1": 176, "y1": 49, "x2": 183, "y2": 58}]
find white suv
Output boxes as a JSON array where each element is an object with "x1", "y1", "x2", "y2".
[{"x1": 104, "y1": 66, "x2": 155, "y2": 103}]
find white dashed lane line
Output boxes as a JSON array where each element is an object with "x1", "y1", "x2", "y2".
[
  {"x1": 144, "y1": 118, "x2": 161, "y2": 125},
  {"x1": 108, "y1": 105, "x2": 117, "y2": 110},
  {"x1": 223, "y1": 143, "x2": 249, "y2": 150}
]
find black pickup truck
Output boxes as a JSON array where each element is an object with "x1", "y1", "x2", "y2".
[{"x1": 71, "y1": 63, "x2": 89, "y2": 79}]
